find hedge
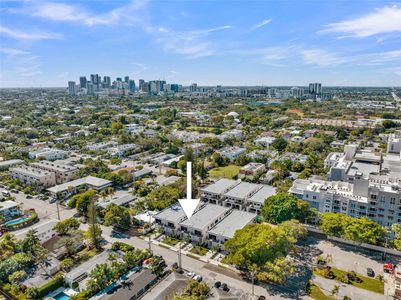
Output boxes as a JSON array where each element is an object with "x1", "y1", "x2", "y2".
[
  {"x1": 111, "y1": 241, "x2": 134, "y2": 252},
  {"x1": 37, "y1": 274, "x2": 64, "y2": 297}
]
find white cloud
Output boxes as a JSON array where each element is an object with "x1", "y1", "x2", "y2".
[
  {"x1": 250, "y1": 19, "x2": 272, "y2": 31},
  {"x1": 132, "y1": 63, "x2": 147, "y2": 75},
  {"x1": 151, "y1": 25, "x2": 232, "y2": 59},
  {"x1": 321, "y1": 5, "x2": 401, "y2": 38},
  {"x1": 28, "y1": 0, "x2": 148, "y2": 26},
  {"x1": 0, "y1": 47, "x2": 30, "y2": 56},
  {"x1": 302, "y1": 49, "x2": 346, "y2": 66},
  {"x1": 0, "y1": 26, "x2": 61, "y2": 40}
]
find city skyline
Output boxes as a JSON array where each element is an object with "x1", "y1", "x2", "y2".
[{"x1": 1, "y1": 0, "x2": 401, "y2": 88}]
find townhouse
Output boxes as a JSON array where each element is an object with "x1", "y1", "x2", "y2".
[
  {"x1": 217, "y1": 146, "x2": 246, "y2": 161},
  {"x1": 10, "y1": 165, "x2": 56, "y2": 188},
  {"x1": 31, "y1": 160, "x2": 79, "y2": 184},
  {"x1": 28, "y1": 148, "x2": 67, "y2": 161}
]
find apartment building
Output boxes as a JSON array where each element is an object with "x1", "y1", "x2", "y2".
[
  {"x1": 28, "y1": 148, "x2": 67, "y2": 161},
  {"x1": 254, "y1": 136, "x2": 276, "y2": 148},
  {"x1": 10, "y1": 165, "x2": 56, "y2": 188},
  {"x1": 238, "y1": 162, "x2": 266, "y2": 180},
  {"x1": 15, "y1": 219, "x2": 58, "y2": 244},
  {"x1": 200, "y1": 178, "x2": 276, "y2": 213},
  {"x1": 86, "y1": 141, "x2": 117, "y2": 152},
  {"x1": 47, "y1": 175, "x2": 112, "y2": 197},
  {"x1": 217, "y1": 147, "x2": 246, "y2": 161},
  {"x1": 155, "y1": 203, "x2": 257, "y2": 249},
  {"x1": 208, "y1": 210, "x2": 256, "y2": 250},
  {"x1": 179, "y1": 204, "x2": 231, "y2": 244},
  {"x1": 291, "y1": 143, "x2": 401, "y2": 227},
  {"x1": 107, "y1": 143, "x2": 138, "y2": 157},
  {"x1": 31, "y1": 160, "x2": 78, "y2": 184},
  {"x1": 0, "y1": 159, "x2": 24, "y2": 170}
]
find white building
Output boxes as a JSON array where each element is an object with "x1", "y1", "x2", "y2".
[
  {"x1": 217, "y1": 147, "x2": 246, "y2": 161},
  {"x1": 15, "y1": 219, "x2": 58, "y2": 244},
  {"x1": 107, "y1": 143, "x2": 138, "y2": 157},
  {"x1": 239, "y1": 162, "x2": 266, "y2": 180},
  {"x1": 0, "y1": 200, "x2": 22, "y2": 221},
  {"x1": 388, "y1": 133, "x2": 401, "y2": 154},
  {"x1": 28, "y1": 148, "x2": 67, "y2": 161},
  {"x1": 10, "y1": 165, "x2": 56, "y2": 188},
  {"x1": 254, "y1": 136, "x2": 276, "y2": 148},
  {"x1": 47, "y1": 175, "x2": 112, "y2": 196},
  {"x1": 0, "y1": 159, "x2": 24, "y2": 170},
  {"x1": 31, "y1": 160, "x2": 78, "y2": 184}
]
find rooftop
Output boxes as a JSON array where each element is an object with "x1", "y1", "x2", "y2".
[
  {"x1": 224, "y1": 182, "x2": 260, "y2": 199},
  {"x1": 208, "y1": 210, "x2": 256, "y2": 239},
  {"x1": 247, "y1": 185, "x2": 276, "y2": 204},
  {"x1": 47, "y1": 175, "x2": 111, "y2": 193},
  {"x1": 200, "y1": 178, "x2": 238, "y2": 195},
  {"x1": 180, "y1": 204, "x2": 230, "y2": 230},
  {"x1": 155, "y1": 204, "x2": 187, "y2": 223}
]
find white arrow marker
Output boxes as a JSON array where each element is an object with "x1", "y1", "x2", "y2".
[{"x1": 178, "y1": 161, "x2": 200, "y2": 220}]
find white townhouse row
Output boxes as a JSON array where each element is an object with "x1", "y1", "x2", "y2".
[
  {"x1": 10, "y1": 165, "x2": 56, "y2": 188},
  {"x1": 86, "y1": 141, "x2": 118, "y2": 152},
  {"x1": 154, "y1": 203, "x2": 256, "y2": 249},
  {"x1": 31, "y1": 160, "x2": 79, "y2": 184},
  {"x1": 200, "y1": 178, "x2": 276, "y2": 214},
  {"x1": 217, "y1": 147, "x2": 246, "y2": 162},
  {"x1": 28, "y1": 148, "x2": 67, "y2": 161}
]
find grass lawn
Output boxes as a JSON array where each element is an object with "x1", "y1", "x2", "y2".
[
  {"x1": 190, "y1": 245, "x2": 209, "y2": 256},
  {"x1": 209, "y1": 165, "x2": 240, "y2": 179},
  {"x1": 162, "y1": 236, "x2": 180, "y2": 247},
  {"x1": 314, "y1": 267, "x2": 384, "y2": 294},
  {"x1": 308, "y1": 283, "x2": 334, "y2": 300}
]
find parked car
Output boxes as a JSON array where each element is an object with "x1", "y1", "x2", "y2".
[
  {"x1": 221, "y1": 283, "x2": 229, "y2": 292},
  {"x1": 193, "y1": 275, "x2": 202, "y2": 282},
  {"x1": 258, "y1": 296, "x2": 266, "y2": 300},
  {"x1": 11, "y1": 189, "x2": 19, "y2": 194},
  {"x1": 26, "y1": 195, "x2": 33, "y2": 199},
  {"x1": 384, "y1": 263, "x2": 396, "y2": 273},
  {"x1": 367, "y1": 268, "x2": 375, "y2": 277},
  {"x1": 214, "y1": 281, "x2": 221, "y2": 288}
]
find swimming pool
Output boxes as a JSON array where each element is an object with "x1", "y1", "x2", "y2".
[
  {"x1": 4, "y1": 216, "x2": 28, "y2": 225},
  {"x1": 53, "y1": 292, "x2": 70, "y2": 300}
]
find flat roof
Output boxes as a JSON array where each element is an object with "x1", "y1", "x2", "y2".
[
  {"x1": 155, "y1": 204, "x2": 187, "y2": 223},
  {"x1": 98, "y1": 194, "x2": 135, "y2": 209},
  {"x1": 0, "y1": 200, "x2": 18, "y2": 211},
  {"x1": 66, "y1": 250, "x2": 110, "y2": 281},
  {"x1": 346, "y1": 161, "x2": 380, "y2": 176},
  {"x1": 200, "y1": 178, "x2": 238, "y2": 194},
  {"x1": 0, "y1": 159, "x2": 24, "y2": 167},
  {"x1": 248, "y1": 185, "x2": 276, "y2": 204},
  {"x1": 208, "y1": 210, "x2": 256, "y2": 239},
  {"x1": 15, "y1": 219, "x2": 58, "y2": 240},
  {"x1": 224, "y1": 182, "x2": 260, "y2": 199},
  {"x1": 180, "y1": 204, "x2": 230, "y2": 231},
  {"x1": 47, "y1": 175, "x2": 111, "y2": 193}
]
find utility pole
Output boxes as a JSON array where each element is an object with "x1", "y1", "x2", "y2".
[{"x1": 178, "y1": 243, "x2": 182, "y2": 271}]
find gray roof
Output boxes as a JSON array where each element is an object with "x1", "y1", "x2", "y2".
[
  {"x1": 200, "y1": 178, "x2": 238, "y2": 194},
  {"x1": 155, "y1": 204, "x2": 187, "y2": 223},
  {"x1": 0, "y1": 159, "x2": 24, "y2": 168},
  {"x1": 98, "y1": 194, "x2": 135, "y2": 209},
  {"x1": 47, "y1": 175, "x2": 111, "y2": 193},
  {"x1": 208, "y1": 210, "x2": 256, "y2": 239},
  {"x1": 180, "y1": 204, "x2": 230, "y2": 230},
  {"x1": 346, "y1": 161, "x2": 380, "y2": 177},
  {"x1": 133, "y1": 168, "x2": 152, "y2": 178},
  {"x1": 247, "y1": 185, "x2": 276, "y2": 204},
  {"x1": 65, "y1": 250, "x2": 110, "y2": 282},
  {"x1": 100, "y1": 269, "x2": 157, "y2": 300},
  {"x1": 223, "y1": 182, "x2": 260, "y2": 199}
]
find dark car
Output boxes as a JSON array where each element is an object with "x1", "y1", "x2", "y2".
[
  {"x1": 214, "y1": 281, "x2": 221, "y2": 288},
  {"x1": 26, "y1": 195, "x2": 33, "y2": 199},
  {"x1": 221, "y1": 283, "x2": 229, "y2": 292},
  {"x1": 258, "y1": 297, "x2": 266, "y2": 300},
  {"x1": 367, "y1": 268, "x2": 375, "y2": 277},
  {"x1": 171, "y1": 262, "x2": 178, "y2": 270}
]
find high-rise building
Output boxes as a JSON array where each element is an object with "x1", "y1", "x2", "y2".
[
  {"x1": 291, "y1": 87, "x2": 304, "y2": 98},
  {"x1": 190, "y1": 83, "x2": 197, "y2": 92},
  {"x1": 124, "y1": 76, "x2": 129, "y2": 83},
  {"x1": 103, "y1": 76, "x2": 111, "y2": 88},
  {"x1": 129, "y1": 80, "x2": 136, "y2": 93},
  {"x1": 68, "y1": 81, "x2": 76, "y2": 96},
  {"x1": 87, "y1": 82, "x2": 94, "y2": 95},
  {"x1": 139, "y1": 79, "x2": 145, "y2": 90},
  {"x1": 308, "y1": 83, "x2": 322, "y2": 95},
  {"x1": 79, "y1": 76, "x2": 87, "y2": 89},
  {"x1": 116, "y1": 77, "x2": 122, "y2": 82}
]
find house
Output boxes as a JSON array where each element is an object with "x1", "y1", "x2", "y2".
[
  {"x1": 0, "y1": 200, "x2": 22, "y2": 221},
  {"x1": 179, "y1": 204, "x2": 231, "y2": 245},
  {"x1": 246, "y1": 185, "x2": 276, "y2": 214},
  {"x1": 238, "y1": 162, "x2": 266, "y2": 180},
  {"x1": 98, "y1": 194, "x2": 136, "y2": 210},
  {"x1": 107, "y1": 144, "x2": 138, "y2": 157},
  {"x1": 222, "y1": 182, "x2": 261, "y2": 210},
  {"x1": 254, "y1": 136, "x2": 276, "y2": 148},
  {"x1": 208, "y1": 210, "x2": 256, "y2": 250},
  {"x1": 99, "y1": 269, "x2": 158, "y2": 300},
  {"x1": 86, "y1": 141, "x2": 118, "y2": 152},
  {"x1": 15, "y1": 219, "x2": 58, "y2": 244}
]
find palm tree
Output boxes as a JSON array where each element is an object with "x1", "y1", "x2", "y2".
[{"x1": 0, "y1": 233, "x2": 18, "y2": 258}]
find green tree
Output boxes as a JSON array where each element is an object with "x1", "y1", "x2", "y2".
[
  {"x1": 103, "y1": 204, "x2": 131, "y2": 231},
  {"x1": 261, "y1": 193, "x2": 309, "y2": 224},
  {"x1": 53, "y1": 218, "x2": 80, "y2": 235},
  {"x1": 278, "y1": 220, "x2": 308, "y2": 243},
  {"x1": 224, "y1": 223, "x2": 294, "y2": 284},
  {"x1": 182, "y1": 280, "x2": 210, "y2": 300},
  {"x1": 86, "y1": 263, "x2": 114, "y2": 293},
  {"x1": 271, "y1": 137, "x2": 288, "y2": 152},
  {"x1": 0, "y1": 233, "x2": 18, "y2": 259}
]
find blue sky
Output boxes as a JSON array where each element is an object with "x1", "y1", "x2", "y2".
[{"x1": 0, "y1": 0, "x2": 401, "y2": 87}]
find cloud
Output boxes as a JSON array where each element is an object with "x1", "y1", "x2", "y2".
[
  {"x1": 302, "y1": 49, "x2": 346, "y2": 66},
  {"x1": 250, "y1": 19, "x2": 272, "y2": 31},
  {"x1": 0, "y1": 47, "x2": 30, "y2": 56},
  {"x1": 27, "y1": 0, "x2": 148, "y2": 26},
  {"x1": 0, "y1": 26, "x2": 61, "y2": 40},
  {"x1": 150, "y1": 25, "x2": 232, "y2": 59},
  {"x1": 320, "y1": 5, "x2": 401, "y2": 38},
  {"x1": 132, "y1": 63, "x2": 147, "y2": 75}
]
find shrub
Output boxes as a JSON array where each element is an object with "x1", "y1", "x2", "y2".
[{"x1": 37, "y1": 274, "x2": 64, "y2": 297}]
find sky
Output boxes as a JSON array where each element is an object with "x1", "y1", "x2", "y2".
[{"x1": 0, "y1": 0, "x2": 401, "y2": 88}]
